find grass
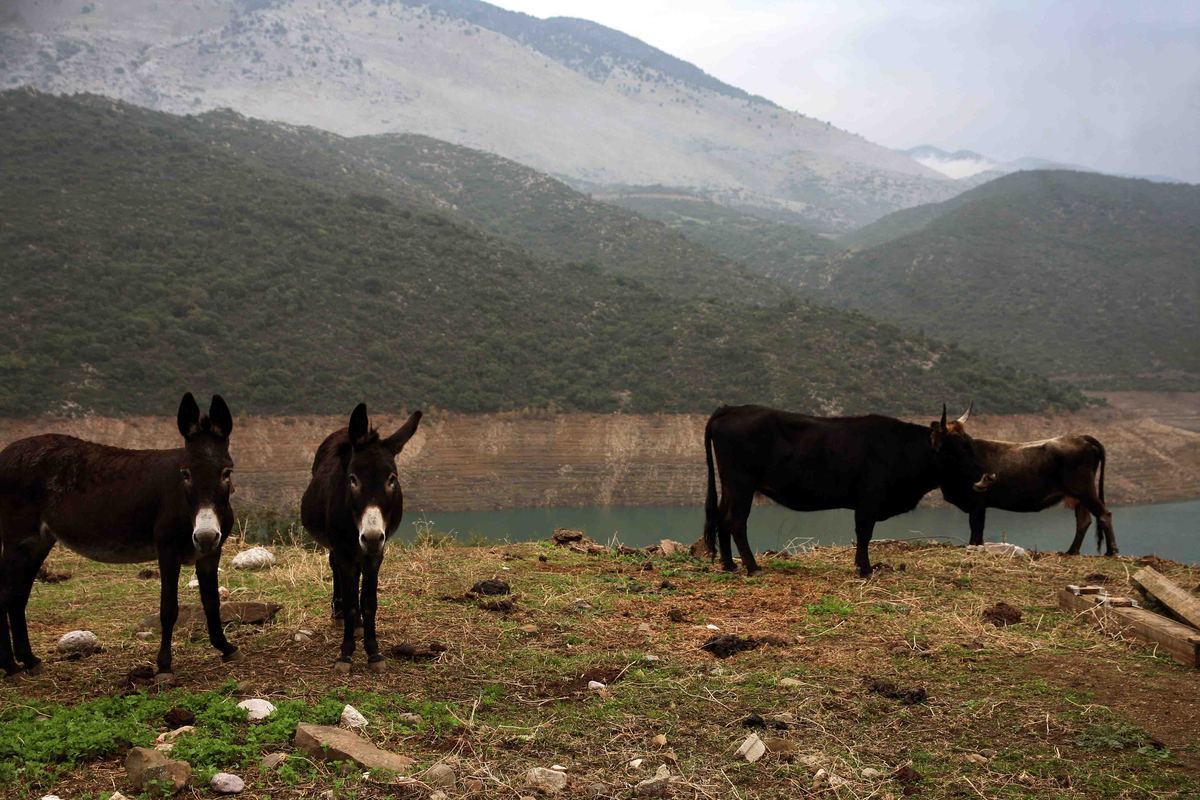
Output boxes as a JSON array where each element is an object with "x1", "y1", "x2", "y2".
[{"x1": 3, "y1": 533, "x2": 1199, "y2": 799}]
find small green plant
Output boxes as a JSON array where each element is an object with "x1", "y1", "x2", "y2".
[{"x1": 806, "y1": 596, "x2": 853, "y2": 616}]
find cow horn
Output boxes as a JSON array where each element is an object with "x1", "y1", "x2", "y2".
[
  {"x1": 940, "y1": 404, "x2": 948, "y2": 429},
  {"x1": 957, "y1": 401, "x2": 974, "y2": 425}
]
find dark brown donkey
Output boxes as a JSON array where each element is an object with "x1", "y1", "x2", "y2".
[
  {"x1": 0, "y1": 393, "x2": 241, "y2": 678},
  {"x1": 301, "y1": 403, "x2": 421, "y2": 673}
]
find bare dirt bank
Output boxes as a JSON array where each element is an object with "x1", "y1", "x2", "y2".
[{"x1": 2, "y1": 400, "x2": 1198, "y2": 513}]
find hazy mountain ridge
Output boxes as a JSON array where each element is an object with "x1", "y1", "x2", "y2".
[
  {"x1": 0, "y1": 90, "x2": 1082, "y2": 417},
  {"x1": 809, "y1": 171, "x2": 1200, "y2": 388},
  {"x1": 0, "y1": 0, "x2": 961, "y2": 230}
]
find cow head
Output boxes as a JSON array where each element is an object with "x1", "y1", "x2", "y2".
[
  {"x1": 342, "y1": 403, "x2": 422, "y2": 557},
  {"x1": 176, "y1": 392, "x2": 235, "y2": 556},
  {"x1": 930, "y1": 403, "x2": 993, "y2": 493}
]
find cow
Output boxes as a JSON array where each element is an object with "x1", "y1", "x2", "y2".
[
  {"x1": 702, "y1": 403, "x2": 991, "y2": 577},
  {"x1": 301, "y1": 403, "x2": 422, "y2": 673},
  {"x1": 938, "y1": 406, "x2": 1115, "y2": 555},
  {"x1": 0, "y1": 393, "x2": 241, "y2": 679}
]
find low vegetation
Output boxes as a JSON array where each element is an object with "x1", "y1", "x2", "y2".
[
  {"x1": 4, "y1": 534, "x2": 1198, "y2": 798},
  {"x1": 0, "y1": 91, "x2": 1080, "y2": 416}
]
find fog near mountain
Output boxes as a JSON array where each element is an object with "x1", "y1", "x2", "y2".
[{"x1": 0, "y1": 0, "x2": 965, "y2": 230}]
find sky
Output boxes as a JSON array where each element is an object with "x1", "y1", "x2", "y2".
[{"x1": 496, "y1": 0, "x2": 1200, "y2": 182}]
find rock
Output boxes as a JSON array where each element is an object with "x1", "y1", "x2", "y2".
[
  {"x1": 587, "y1": 680, "x2": 607, "y2": 691},
  {"x1": 637, "y1": 622, "x2": 653, "y2": 634},
  {"x1": 340, "y1": 704, "x2": 368, "y2": 729},
  {"x1": 705, "y1": 624, "x2": 720, "y2": 631},
  {"x1": 519, "y1": 624, "x2": 539, "y2": 634},
  {"x1": 108, "y1": 795, "x2": 130, "y2": 800},
  {"x1": 40, "y1": 795, "x2": 63, "y2": 799},
  {"x1": 155, "y1": 726, "x2": 195, "y2": 748},
  {"x1": 424, "y1": 763, "x2": 457, "y2": 788},
  {"x1": 525, "y1": 766, "x2": 569, "y2": 793},
  {"x1": 430, "y1": 793, "x2": 448, "y2": 800},
  {"x1": 651, "y1": 733, "x2": 668, "y2": 747},
  {"x1": 633, "y1": 765, "x2": 670, "y2": 797},
  {"x1": 237, "y1": 698, "x2": 277, "y2": 721},
  {"x1": 779, "y1": 677, "x2": 804, "y2": 688},
  {"x1": 139, "y1": 601, "x2": 279, "y2": 631},
  {"x1": 812, "y1": 769, "x2": 831, "y2": 789},
  {"x1": 658, "y1": 539, "x2": 687, "y2": 556},
  {"x1": 136, "y1": 631, "x2": 153, "y2": 639},
  {"x1": 397, "y1": 712, "x2": 423, "y2": 726},
  {"x1": 628, "y1": 758, "x2": 644, "y2": 769},
  {"x1": 861, "y1": 767, "x2": 884, "y2": 779},
  {"x1": 551, "y1": 528, "x2": 586, "y2": 545},
  {"x1": 125, "y1": 746, "x2": 192, "y2": 793},
  {"x1": 470, "y1": 578, "x2": 511, "y2": 595},
  {"x1": 587, "y1": 783, "x2": 607, "y2": 798},
  {"x1": 734, "y1": 732, "x2": 766, "y2": 763},
  {"x1": 232, "y1": 546, "x2": 276, "y2": 570},
  {"x1": 210, "y1": 772, "x2": 245, "y2": 794},
  {"x1": 963, "y1": 752, "x2": 989, "y2": 765},
  {"x1": 260, "y1": 752, "x2": 288, "y2": 770},
  {"x1": 56, "y1": 630, "x2": 100, "y2": 657},
  {"x1": 966, "y1": 542, "x2": 1029, "y2": 558},
  {"x1": 294, "y1": 723, "x2": 415, "y2": 774}
]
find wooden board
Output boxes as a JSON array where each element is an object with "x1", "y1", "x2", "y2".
[
  {"x1": 1058, "y1": 589, "x2": 1200, "y2": 669},
  {"x1": 1132, "y1": 567, "x2": 1200, "y2": 631}
]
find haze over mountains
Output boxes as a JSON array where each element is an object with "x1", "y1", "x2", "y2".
[{"x1": 0, "y1": 0, "x2": 963, "y2": 230}]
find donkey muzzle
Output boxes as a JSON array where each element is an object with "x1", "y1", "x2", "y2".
[
  {"x1": 358, "y1": 506, "x2": 387, "y2": 555},
  {"x1": 193, "y1": 507, "x2": 223, "y2": 553}
]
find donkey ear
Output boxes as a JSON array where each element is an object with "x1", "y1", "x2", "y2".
[
  {"x1": 177, "y1": 392, "x2": 201, "y2": 440},
  {"x1": 383, "y1": 410, "x2": 422, "y2": 455},
  {"x1": 208, "y1": 395, "x2": 233, "y2": 439},
  {"x1": 348, "y1": 403, "x2": 370, "y2": 447}
]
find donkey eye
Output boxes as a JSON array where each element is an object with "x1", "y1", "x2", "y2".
[
  {"x1": 387, "y1": 474, "x2": 398, "y2": 490},
  {"x1": 180, "y1": 468, "x2": 192, "y2": 483},
  {"x1": 349, "y1": 474, "x2": 360, "y2": 490},
  {"x1": 222, "y1": 468, "x2": 233, "y2": 483}
]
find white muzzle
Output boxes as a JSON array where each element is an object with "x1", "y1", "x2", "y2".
[
  {"x1": 358, "y1": 506, "x2": 387, "y2": 554},
  {"x1": 193, "y1": 506, "x2": 222, "y2": 553}
]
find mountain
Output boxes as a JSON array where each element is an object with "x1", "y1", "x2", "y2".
[
  {"x1": 0, "y1": 90, "x2": 1082, "y2": 416},
  {"x1": 0, "y1": 0, "x2": 960, "y2": 231},
  {"x1": 813, "y1": 171, "x2": 1200, "y2": 389},
  {"x1": 903, "y1": 145, "x2": 1186, "y2": 186}
]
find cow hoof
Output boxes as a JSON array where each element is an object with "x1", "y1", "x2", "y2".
[
  {"x1": 154, "y1": 671, "x2": 176, "y2": 685},
  {"x1": 333, "y1": 660, "x2": 352, "y2": 675},
  {"x1": 367, "y1": 658, "x2": 387, "y2": 673},
  {"x1": 222, "y1": 648, "x2": 244, "y2": 664}
]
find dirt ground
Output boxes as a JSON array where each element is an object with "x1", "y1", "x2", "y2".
[{"x1": 3, "y1": 536, "x2": 1198, "y2": 799}]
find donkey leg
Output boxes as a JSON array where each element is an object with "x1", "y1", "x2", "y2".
[
  {"x1": 329, "y1": 550, "x2": 343, "y2": 622},
  {"x1": 854, "y1": 507, "x2": 878, "y2": 578},
  {"x1": 0, "y1": 555, "x2": 17, "y2": 676},
  {"x1": 155, "y1": 553, "x2": 182, "y2": 678},
  {"x1": 968, "y1": 507, "x2": 987, "y2": 547},
  {"x1": 9, "y1": 536, "x2": 54, "y2": 672},
  {"x1": 196, "y1": 554, "x2": 238, "y2": 662},
  {"x1": 332, "y1": 552, "x2": 360, "y2": 671},
  {"x1": 361, "y1": 556, "x2": 385, "y2": 670}
]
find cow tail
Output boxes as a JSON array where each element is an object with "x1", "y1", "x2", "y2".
[
  {"x1": 1083, "y1": 435, "x2": 1107, "y2": 551},
  {"x1": 702, "y1": 418, "x2": 719, "y2": 558}
]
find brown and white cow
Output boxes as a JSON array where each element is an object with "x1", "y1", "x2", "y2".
[{"x1": 939, "y1": 405, "x2": 1115, "y2": 555}]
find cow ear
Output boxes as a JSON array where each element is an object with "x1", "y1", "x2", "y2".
[
  {"x1": 208, "y1": 395, "x2": 233, "y2": 439},
  {"x1": 348, "y1": 403, "x2": 370, "y2": 447},
  {"x1": 177, "y1": 392, "x2": 201, "y2": 440},
  {"x1": 384, "y1": 411, "x2": 422, "y2": 455},
  {"x1": 929, "y1": 421, "x2": 944, "y2": 451}
]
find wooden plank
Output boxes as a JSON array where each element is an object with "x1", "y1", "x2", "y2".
[
  {"x1": 1132, "y1": 567, "x2": 1200, "y2": 631},
  {"x1": 1058, "y1": 589, "x2": 1200, "y2": 668}
]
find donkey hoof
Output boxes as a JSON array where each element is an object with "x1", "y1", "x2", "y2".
[
  {"x1": 333, "y1": 660, "x2": 352, "y2": 675},
  {"x1": 154, "y1": 671, "x2": 176, "y2": 685},
  {"x1": 22, "y1": 661, "x2": 45, "y2": 676},
  {"x1": 367, "y1": 658, "x2": 387, "y2": 673},
  {"x1": 222, "y1": 648, "x2": 244, "y2": 664}
]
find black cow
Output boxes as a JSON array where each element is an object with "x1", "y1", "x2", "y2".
[
  {"x1": 702, "y1": 404, "x2": 991, "y2": 576},
  {"x1": 0, "y1": 393, "x2": 240, "y2": 679},
  {"x1": 301, "y1": 403, "x2": 421, "y2": 673},
  {"x1": 939, "y1": 408, "x2": 1115, "y2": 555}
]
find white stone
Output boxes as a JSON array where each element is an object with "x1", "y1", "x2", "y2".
[
  {"x1": 397, "y1": 712, "x2": 422, "y2": 725},
  {"x1": 705, "y1": 624, "x2": 720, "y2": 631},
  {"x1": 586, "y1": 680, "x2": 606, "y2": 691},
  {"x1": 211, "y1": 772, "x2": 246, "y2": 794},
  {"x1": 237, "y1": 698, "x2": 276, "y2": 721},
  {"x1": 779, "y1": 677, "x2": 804, "y2": 688},
  {"x1": 56, "y1": 630, "x2": 99, "y2": 656},
  {"x1": 109, "y1": 795, "x2": 130, "y2": 800},
  {"x1": 966, "y1": 542, "x2": 1030, "y2": 558},
  {"x1": 734, "y1": 733, "x2": 766, "y2": 763},
  {"x1": 861, "y1": 767, "x2": 884, "y2": 779},
  {"x1": 340, "y1": 704, "x2": 368, "y2": 729},
  {"x1": 628, "y1": 758, "x2": 645, "y2": 769},
  {"x1": 644, "y1": 654, "x2": 660, "y2": 662},
  {"x1": 526, "y1": 767, "x2": 568, "y2": 793},
  {"x1": 232, "y1": 547, "x2": 276, "y2": 570},
  {"x1": 41, "y1": 795, "x2": 63, "y2": 800}
]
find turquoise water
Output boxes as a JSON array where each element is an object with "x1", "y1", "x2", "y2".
[{"x1": 403, "y1": 500, "x2": 1200, "y2": 565}]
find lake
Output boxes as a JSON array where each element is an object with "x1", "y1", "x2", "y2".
[{"x1": 404, "y1": 500, "x2": 1200, "y2": 565}]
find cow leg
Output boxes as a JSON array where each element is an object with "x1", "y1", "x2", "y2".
[
  {"x1": 155, "y1": 551, "x2": 182, "y2": 678},
  {"x1": 968, "y1": 507, "x2": 987, "y2": 546},
  {"x1": 853, "y1": 507, "x2": 877, "y2": 578},
  {"x1": 1065, "y1": 503, "x2": 1091, "y2": 556},
  {"x1": 196, "y1": 554, "x2": 238, "y2": 662},
  {"x1": 728, "y1": 492, "x2": 759, "y2": 575},
  {"x1": 8, "y1": 535, "x2": 54, "y2": 672}
]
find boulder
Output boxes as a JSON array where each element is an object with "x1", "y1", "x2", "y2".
[
  {"x1": 125, "y1": 746, "x2": 191, "y2": 793},
  {"x1": 525, "y1": 767, "x2": 569, "y2": 793},
  {"x1": 294, "y1": 723, "x2": 415, "y2": 774},
  {"x1": 56, "y1": 630, "x2": 100, "y2": 657},
  {"x1": 232, "y1": 547, "x2": 276, "y2": 570},
  {"x1": 237, "y1": 698, "x2": 276, "y2": 721},
  {"x1": 210, "y1": 773, "x2": 246, "y2": 795},
  {"x1": 424, "y1": 763, "x2": 457, "y2": 788}
]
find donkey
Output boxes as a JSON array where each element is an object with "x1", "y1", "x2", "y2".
[
  {"x1": 301, "y1": 403, "x2": 422, "y2": 673},
  {"x1": 0, "y1": 393, "x2": 241, "y2": 678}
]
